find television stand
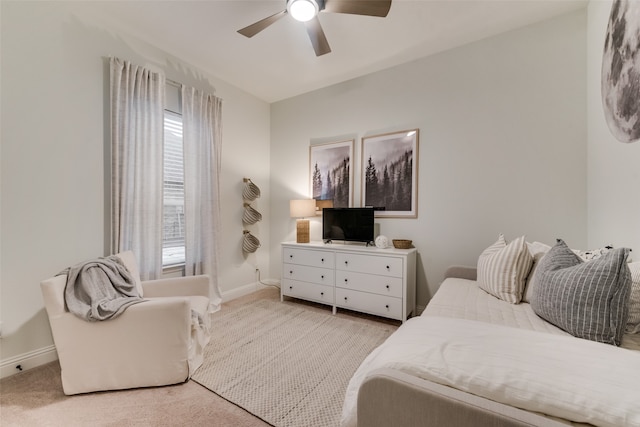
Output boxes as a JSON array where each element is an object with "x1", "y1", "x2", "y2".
[{"x1": 281, "y1": 242, "x2": 417, "y2": 322}]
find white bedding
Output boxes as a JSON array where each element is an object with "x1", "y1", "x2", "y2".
[
  {"x1": 422, "y1": 278, "x2": 567, "y2": 333},
  {"x1": 341, "y1": 316, "x2": 640, "y2": 427},
  {"x1": 423, "y1": 278, "x2": 640, "y2": 351}
]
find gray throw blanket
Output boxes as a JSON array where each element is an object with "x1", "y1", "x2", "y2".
[{"x1": 62, "y1": 255, "x2": 145, "y2": 321}]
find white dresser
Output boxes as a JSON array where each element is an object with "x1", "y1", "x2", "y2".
[{"x1": 281, "y1": 241, "x2": 417, "y2": 322}]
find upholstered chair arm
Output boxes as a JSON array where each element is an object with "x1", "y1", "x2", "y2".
[
  {"x1": 45, "y1": 296, "x2": 192, "y2": 395},
  {"x1": 142, "y1": 275, "x2": 210, "y2": 298},
  {"x1": 444, "y1": 265, "x2": 477, "y2": 281}
]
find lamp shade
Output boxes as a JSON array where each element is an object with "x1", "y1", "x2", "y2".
[{"x1": 290, "y1": 199, "x2": 316, "y2": 218}]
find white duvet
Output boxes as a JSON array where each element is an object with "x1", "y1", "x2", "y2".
[{"x1": 341, "y1": 316, "x2": 640, "y2": 427}]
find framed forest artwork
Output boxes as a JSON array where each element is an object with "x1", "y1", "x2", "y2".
[
  {"x1": 361, "y1": 129, "x2": 419, "y2": 218},
  {"x1": 309, "y1": 140, "x2": 354, "y2": 212}
]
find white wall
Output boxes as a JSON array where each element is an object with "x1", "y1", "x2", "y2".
[
  {"x1": 587, "y1": 0, "x2": 640, "y2": 254},
  {"x1": 0, "y1": 2, "x2": 271, "y2": 371},
  {"x1": 270, "y1": 10, "x2": 588, "y2": 307},
  {"x1": 4, "y1": 2, "x2": 624, "y2": 377}
]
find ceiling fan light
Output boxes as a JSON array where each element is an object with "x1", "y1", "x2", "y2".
[{"x1": 288, "y1": 0, "x2": 318, "y2": 22}]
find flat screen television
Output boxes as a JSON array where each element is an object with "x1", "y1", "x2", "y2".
[{"x1": 322, "y1": 207, "x2": 374, "y2": 244}]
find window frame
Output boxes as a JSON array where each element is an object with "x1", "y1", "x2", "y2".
[{"x1": 162, "y1": 109, "x2": 186, "y2": 270}]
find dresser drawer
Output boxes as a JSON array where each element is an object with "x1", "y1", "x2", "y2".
[
  {"x1": 282, "y1": 279, "x2": 334, "y2": 304},
  {"x1": 282, "y1": 242, "x2": 416, "y2": 322},
  {"x1": 335, "y1": 288, "x2": 401, "y2": 320},
  {"x1": 335, "y1": 270, "x2": 403, "y2": 298},
  {"x1": 283, "y1": 248, "x2": 334, "y2": 269},
  {"x1": 336, "y1": 253, "x2": 403, "y2": 278},
  {"x1": 283, "y1": 263, "x2": 334, "y2": 286}
]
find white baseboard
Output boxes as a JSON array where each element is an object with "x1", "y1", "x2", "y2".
[
  {"x1": 222, "y1": 280, "x2": 280, "y2": 302},
  {"x1": 1, "y1": 280, "x2": 281, "y2": 379},
  {"x1": 1, "y1": 345, "x2": 58, "y2": 379},
  {"x1": 221, "y1": 281, "x2": 260, "y2": 302}
]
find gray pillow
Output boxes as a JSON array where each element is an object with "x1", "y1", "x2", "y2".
[{"x1": 530, "y1": 239, "x2": 631, "y2": 346}]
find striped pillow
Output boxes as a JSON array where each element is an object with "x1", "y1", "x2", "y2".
[
  {"x1": 477, "y1": 234, "x2": 533, "y2": 304},
  {"x1": 626, "y1": 262, "x2": 640, "y2": 334},
  {"x1": 530, "y1": 239, "x2": 632, "y2": 346}
]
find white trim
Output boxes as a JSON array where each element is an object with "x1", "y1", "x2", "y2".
[
  {"x1": 222, "y1": 281, "x2": 262, "y2": 302},
  {"x1": 1, "y1": 345, "x2": 58, "y2": 379},
  {"x1": 221, "y1": 280, "x2": 281, "y2": 302}
]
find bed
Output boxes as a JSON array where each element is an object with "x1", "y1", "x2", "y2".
[{"x1": 341, "y1": 270, "x2": 640, "y2": 427}]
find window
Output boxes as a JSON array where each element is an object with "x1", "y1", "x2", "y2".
[{"x1": 163, "y1": 111, "x2": 185, "y2": 267}]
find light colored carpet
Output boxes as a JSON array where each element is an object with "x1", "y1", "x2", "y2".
[
  {"x1": 0, "y1": 360, "x2": 269, "y2": 427},
  {"x1": 0, "y1": 288, "x2": 397, "y2": 427},
  {"x1": 192, "y1": 294, "x2": 398, "y2": 427}
]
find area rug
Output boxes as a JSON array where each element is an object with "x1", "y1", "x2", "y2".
[{"x1": 191, "y1": 298, "x2": 397, "y2": 427}]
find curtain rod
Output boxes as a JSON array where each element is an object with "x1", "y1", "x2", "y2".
[
  {"x1": 165, "y1": 77, "x2": 221, "y2": 101},
  {"x1": 166, "y1": 78, "x2": 182, "y2": 88}
]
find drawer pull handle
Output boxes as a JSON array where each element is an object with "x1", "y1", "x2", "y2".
[
  {"x1": 320, "y1": 292, "x2": 324, "y2": 296},
  {"x1": 289, "y1": 286, "x2": 293, "y2": 290},
  {"x1": 289, "y1": 270, "x2": 293, "y2": 274},
  {"x1": 344, "y1": 278, "x2": 348, "y2": 283},
  {"x1": 344, "y1": 297, "x2": 348, "y2": 301},
  {"x1": 385, "y1": 304, "x2": 389, "y2": 309},
  {"x1": 321, "y1": 258, "x2": 324, "y2": 263},
  {"x1": 344, "y1": 261, "x2": 348, "y2": 265},
  {"x1": 386, "y1": 285, "x2": 390, "y2": 289},
  {"x1": 321, "y1": 275, "x2": 324, "y2": 279},
  {"x1": 386, "y1": 265, "x2": 390, "y2": 270}
]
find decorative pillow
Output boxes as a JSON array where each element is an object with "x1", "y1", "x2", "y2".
[
  {"x1": 626, "y1": 262, "x2": 640, "y2": 334},
  {"x1": 477, "y1": 234, "x2": 533, "y2": 304},
  {"x1": 524, "y1": 242, "x2": 615, "y2": 303},
  {"x1": 573, "y1": 245, "x2": 613, "y2": 261},
  {"x1": 522, "y1": 241, "x2": 551, "y2": 303},
  {"x1": 530, "y1": 239, "x2": 631, "y2": 346}
]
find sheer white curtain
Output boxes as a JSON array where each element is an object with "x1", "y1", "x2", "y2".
[
  {"x1": 110, "y1": 57, "x2": 165, "y2": 280},
  {"x1": 182, "y1": 86, "x2": 223, "y2": 311}
]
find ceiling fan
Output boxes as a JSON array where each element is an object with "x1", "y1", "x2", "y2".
[{"x1": 237, "y1": 0, "x2": 392, "y2": 57}]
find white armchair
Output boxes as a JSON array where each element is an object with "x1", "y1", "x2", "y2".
[{"x1": 40, "y1": 251, "x2": 211, "y2": 395}]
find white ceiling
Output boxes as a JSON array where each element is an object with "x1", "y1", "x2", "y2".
[{"x1": 74, "y1": 0, "x2": 588, "y2": 103}]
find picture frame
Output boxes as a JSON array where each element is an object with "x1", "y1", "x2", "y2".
[
  {"x1": 309, "y1": 139, "x2": 354, "y2": 214},
  {"x1": 361, "y1": 129, "x2": 419, "y2": 218}
]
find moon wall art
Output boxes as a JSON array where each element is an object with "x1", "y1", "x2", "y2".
[{"x1": 602, "y1": 0, "x2": 640, "y2": 143}]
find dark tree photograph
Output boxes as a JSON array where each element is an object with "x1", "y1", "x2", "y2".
[
  {"x1": 309, "y1": 140, "x2": 353, "y2": 209},
  {"x1": 362, "y1": 130, "x2": 419, "y2": 218}
]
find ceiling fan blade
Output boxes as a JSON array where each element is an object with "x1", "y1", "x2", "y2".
[
  {"x1": 237, "y1": 9, "x2": 287, "y2": 38},
  {"x1": 323, "y1": 0, "x2": 391, "y2": 17},
  {"x1": 304, "y1": 16, "x2": 331, "y2": 56}
]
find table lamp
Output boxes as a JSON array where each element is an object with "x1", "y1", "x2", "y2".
[{"x1": 290, "y1": 199, "x2": 316, "y2": 243}]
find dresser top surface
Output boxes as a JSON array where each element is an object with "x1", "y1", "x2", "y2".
[{"x1": 282, "y1": 241, "x2": 417, "y2": 255}]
